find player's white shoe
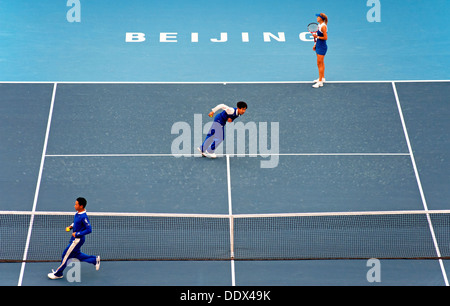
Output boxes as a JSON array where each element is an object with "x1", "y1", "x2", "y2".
[
  {"x1": 313, "y1": 78, "x2": 325, "y2": 83},
  {"x1": 205, "y1": 151, "x2": 217, "y2": 159},
  {"x1": 48, "y1": 269, "x2": 63, "y2": 279},
  {"x1": 96, "y1": 256, "x2": 100, "y2": 271},
  {"x1": 197, "y1": 147, "x2": 206, "y2": 157},
  {"x1": 312, "y1": 81, "x2": 324, "y2": 88}
]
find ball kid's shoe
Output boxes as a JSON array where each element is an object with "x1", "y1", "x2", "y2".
[
  {"x1": 47, "y1": 269, "x2": 63, "y2": 279},
  {"x1": 205, "y1": 151, "x2": 217, "y2": 159},
  {"x1": 197, "y1": 147, "x2": 206, "y2": 157}
]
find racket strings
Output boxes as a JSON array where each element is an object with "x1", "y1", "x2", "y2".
[{"x1": 307, "y1": 22, "x2": 319, "y2": 33}]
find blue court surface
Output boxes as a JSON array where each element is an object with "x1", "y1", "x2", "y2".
[{"x1": 1, "y1": 0, "x2": 450, "y2": 291}]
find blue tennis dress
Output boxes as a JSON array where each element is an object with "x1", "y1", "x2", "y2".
[{"x1": 315, "y1": 23, "x2": 327, "y2": 56}]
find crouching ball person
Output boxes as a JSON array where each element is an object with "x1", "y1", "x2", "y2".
[{"x1": 197, "y1": 101, "x2": 248, "y2": 158}]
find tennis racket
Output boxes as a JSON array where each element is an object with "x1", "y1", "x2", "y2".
[{"x1": 307, "y1": 22, "x2": 319, "y2": 42}]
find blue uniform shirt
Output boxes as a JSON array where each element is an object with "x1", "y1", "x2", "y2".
[
  {"x1": 214, "y1": 107, "x2": 240, "y2": 126},
  {"x1": 71, "y1": 211, "x2": 92, "y2": 238}
]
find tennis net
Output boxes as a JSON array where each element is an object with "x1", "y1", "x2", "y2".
[{"x1": 2, "y1": 210, "x2": 450, "y2": 262}]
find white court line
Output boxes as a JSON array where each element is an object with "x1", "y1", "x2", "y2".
[
  {"x1": 45, "y1": 153, "x2": 410, "y2": 158},
  {"x1": 18, "y1": 83, "x2": 57, "y2": 286},
  {"x1": 392, "y1": 82, "x2": 449, "y2": 286},
  {"x1": 226, "y1": 154, "x2": 236, "y2": 287},
  {"x1": 0, "y1": 80, "x2": 449, "y2": 84}
]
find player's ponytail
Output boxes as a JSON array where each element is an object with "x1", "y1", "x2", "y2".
[{"x1": 320, "y1": 13, "x2": 328, "y2": 25}]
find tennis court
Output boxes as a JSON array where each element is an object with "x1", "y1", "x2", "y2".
[{"x1": 1, "y1": 0, "x2": 450, "y2": 289}]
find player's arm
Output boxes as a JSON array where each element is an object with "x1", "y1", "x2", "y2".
[
  {"x1": 73, "y1": 217, "x2": 92, "y2": 238},
  {"x1": 209, "y1": 104, "x2": 234, "y2": 117}
]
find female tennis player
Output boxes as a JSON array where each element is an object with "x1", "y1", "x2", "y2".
[
  {"x1": 48, "y1": 197, "x2": 100, "y2": 279},
  {"x1": 312, "y1": 13, "x2": 328, "y2": 88}
]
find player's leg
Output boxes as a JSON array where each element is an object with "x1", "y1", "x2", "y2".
[
  {"x1": 48, "y1": 238, "x2": 80, "y2": 279},
  {"x1": 313, "y1": 54, "x2": 325, "y2": 88},
  {"x1": 201, "y1": 122, "x2": 224, "y2": 158},
  {"x1": 76, "y1": 252, "x2": 100, "y2": 270}
]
